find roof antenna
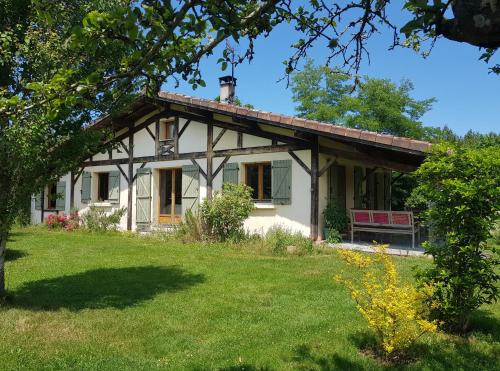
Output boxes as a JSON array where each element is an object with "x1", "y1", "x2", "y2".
[{"x1": 222, "y1": 40, "x2": 237, "y2": 104}]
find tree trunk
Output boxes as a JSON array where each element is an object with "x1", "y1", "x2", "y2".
[{"x1": 0, "y1": 229, "x2": 7, "y2": 299}]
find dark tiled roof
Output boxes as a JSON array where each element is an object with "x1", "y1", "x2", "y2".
[{"x1": 157, "y1": 91, "x2": 431, "y2": 154}]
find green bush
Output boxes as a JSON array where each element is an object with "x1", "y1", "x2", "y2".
[
  {"x1": 323, "y1": 201, "x2": 348, "y2": 241},
  {"x1": 326, "y1": 228, "x2": 343, "y2": 244},
  {"x1": 176, "y1": 209, "x2": 203, "y2": 243},
  {"x1": 199, "y1": 183, "x2": 254, "y2": 242},
  {"x1": 265, "y1": 226, "x2": 313, "y2": 255},
  {"x1": 408, "y1": 142, "x2": 500, "y2": 332},
  {"x1": 81, "y1": 206, "x2": 126, "y2": 232}
]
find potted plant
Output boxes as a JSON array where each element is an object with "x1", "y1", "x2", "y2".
[{"x1": 323, "y1": 201, "x2": 349, "y2": 243}]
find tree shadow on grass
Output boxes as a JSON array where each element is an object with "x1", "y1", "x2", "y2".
[
  {"x1": 291, "y1": 343, "x2": 368, "y2": 371},
  {"x1": 467, "y1": 309, "x2": 500, "y2": 342},
  {"x1": 5, "y1": 249, "x2": 28, "y2": 262},
  {"x1": 11, "y1": 265, "x2": 205, "y2": 311}
]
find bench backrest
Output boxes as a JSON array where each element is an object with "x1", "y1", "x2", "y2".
[{"x1": 350, "y1": 209, "x2": 414, "y2": 227}]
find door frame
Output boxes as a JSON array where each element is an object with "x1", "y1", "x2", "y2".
[{"x1": 157, "y1": 167, "x2": 182, "y2": 224}]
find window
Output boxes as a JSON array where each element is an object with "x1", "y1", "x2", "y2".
[
  {"x1": 46, "y1": 184, "x2": 58, "y2": 209},
  {"x1": 159, "y1": 118, "x2": 175, "y2": 141},
  {"x1": 245, "y1": 163, "x2": 271, "y2": 201},
  {"x1": 97, "y1": 172, "x2": 110, "y2": 201}
]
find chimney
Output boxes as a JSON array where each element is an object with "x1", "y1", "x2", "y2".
[{"x1": 219, "y1": 75, "x2": 237, "y2": 104}]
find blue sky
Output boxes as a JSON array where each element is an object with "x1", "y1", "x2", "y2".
[{"x1": 164, "y1": 6, "x2": 499, "y2": 136}]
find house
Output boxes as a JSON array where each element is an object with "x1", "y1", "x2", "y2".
[{"x1": 31, "y1": 76, "x2": 430, "y2": 240}]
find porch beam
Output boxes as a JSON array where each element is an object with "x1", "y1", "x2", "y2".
[
  {"x1": 288, "y1": 150, "x2": 311, "y2": 176},
  {"x1": 206, "y1": 122, "x2": 214, "y2": 199},
  {"x1": 318, "y1": 157, "x2": 337, "y2": 178},
  {"x1": 319, "y1": 145, "x2": 417, "y2": 173},
  {"x1": 127, "y1": 124, "x2": 134, "y2": 231},
  {"x1": 310, "y1": 137, "x2": 319, "y2": 241}
]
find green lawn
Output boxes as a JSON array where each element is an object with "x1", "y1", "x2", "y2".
[{"x1": 1, "y1": 228, "x2": 498, "y2": 370}]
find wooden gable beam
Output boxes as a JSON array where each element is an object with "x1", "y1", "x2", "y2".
[
  {"x1": 213, "y1": 156, "x2": 231, "y2": 178},
  {"x1": 288, "y1": 150, "x2": 311, "y2": 176},
  {"x1": 213, "y1": 128, "x2": 227, "y2": 148}
]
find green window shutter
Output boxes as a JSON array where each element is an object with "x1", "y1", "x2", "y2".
[
  {"x1": 34, "y1": 193, "x2": 43, "y2": 210},
  {"x1": 328, "y1": 164, "x2": 346, "y2": 210},
  {"x1": 181, "y1": 164, "x2": 200, "y2": 215},
  {"x1": 222, "y1": 163, "x2": 239, "y2": 184},
  {"x1": 272, "y1": 160, "x2": 292, "y2": 205},
  {"x1": 56, "y1": 181, "x2": 66, "y2": 211},
  {"x1": 354, "y1": 166, "x2": 362, "y2": 209},
  {"x1": 136, "y1": 168, "x2": 151, "y2": 225},
  {"x1": 366, "y1": 169, "x2": 376, "y2": 209},
  {"x1": 108, "y1": 171, "x2": 120, "y2": 204},
  {"x1": 81, "y1": 171, "x2": 92, "y2": 204}
]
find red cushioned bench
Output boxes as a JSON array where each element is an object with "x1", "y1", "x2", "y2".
[{"x1": 349, "y1": 209, "x2": 419, "y2": 249}]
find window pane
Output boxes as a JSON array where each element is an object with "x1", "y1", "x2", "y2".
[
  {"x1": 98, "y1": 173, "x2": 109, "y2": 201},
  {"x1": 160, "y1": 170, "x2": 172, "y2": 215},
  {"x1": 48, "y1": 184, "x2": 57, "y2": 209},
  {"x1": 246, "y1": 165, "x2": 259, "y2": 200},
  {"x1": 262, "y1": 164, "x2": 272, "y2": 200}
]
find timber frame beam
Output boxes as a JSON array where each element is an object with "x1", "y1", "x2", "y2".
[{"x1": 82, "y1": 144, "x2": 306, "y2": 167}]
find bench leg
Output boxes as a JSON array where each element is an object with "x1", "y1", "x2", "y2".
[
  {"x1": 351, "y1": 227, "x2": 354, "y2": 244},
  {"x1": 412, "y1": 231, "x2": 415, "y2": 250}
]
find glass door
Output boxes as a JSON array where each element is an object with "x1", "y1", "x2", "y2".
[{"x1": 159, "y1": 169, "x2": 182, "y2": 224}]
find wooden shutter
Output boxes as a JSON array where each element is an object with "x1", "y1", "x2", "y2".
[
  {"x1": 108, "y1": 171, "x2": 120, "y2": 204},
  {"x1": 272, "y1": 160, "x2": 292, "y2": 205},
  {"x1": 81, "y1": 172, "x2": 91, "y2": 204},
  {"x1": 182, "y1": 164, "x2": 200, "y2": 215},
  {"x1": 329, "y1": 164, "x2": 346, "y2": 210},
  {"x1": 354, "y1": 166, "x2": 362, "y2": 209},
  {"x1": 223, "y1": 163, "x2": 239, "y2": 184},
  {"x1": 56, "y1": 181, "x2": 66, "y2": 211},
  {"x1": 136, "y1": 168, "x2": 151, "y2": 225},
  {"x1": 375, "y1": 172, "x2": 385, "y2": 210},
  {"x1": 34, "y1": 193, "x2": 43, "y2": 210},
  {"x1": 366, "y1": 169, "x2": 376, "y2": 209}
]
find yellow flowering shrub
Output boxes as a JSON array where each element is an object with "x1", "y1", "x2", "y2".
[{"x1": 335, "y1": 245, "x2": 438, "y2": 357}]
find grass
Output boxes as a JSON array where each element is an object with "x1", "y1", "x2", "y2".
[{"x1": 1, "y1": 227, "x2": 499, "y2": 370}]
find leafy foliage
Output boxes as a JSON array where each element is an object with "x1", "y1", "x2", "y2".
[
  {"x1": 408, "y1": 143, "x2": 500, "y2": 332},
  {"x1": 199, "y1": 183, "x2": 254, "y2": 242},
  {"x1": 291, "y1": 60, "x2": 436, "y2": 140},
  {"x1": 81, "y1": 206, "x2": 126, "y2": 233},
  {"x1": 336, "y1": 245, "x2": 438, "y2": 359}
]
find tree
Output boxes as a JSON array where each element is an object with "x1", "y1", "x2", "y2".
[
  {"x1": 408, "y1": 143, "x2": 500, "y2": 332},
  {"x1": 291, "y1": 60, "x2": 437, "y2": 140}
]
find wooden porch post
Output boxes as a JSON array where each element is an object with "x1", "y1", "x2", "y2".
[
  {"x1": 127, "y1": 124, "x2": 134, "y2": 230},
  {"x1": 310, "y1": 136, "x2": 319, "y2": 240},
  {"x1": 70, "y1": 171, "x2": 75, "y2": 209},
  {"x1": 206, "y1": 122, "x2": 213, "y2": 199}
]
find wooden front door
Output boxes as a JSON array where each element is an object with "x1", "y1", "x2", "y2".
[{"x1": 159, "y1": 168, "x2": 182, "y2": 224}]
